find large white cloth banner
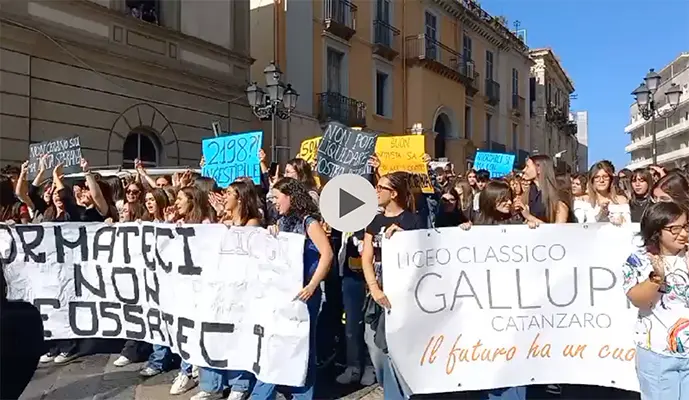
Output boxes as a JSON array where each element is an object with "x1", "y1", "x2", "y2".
[
  {"x1": 383, "y1": 223, "x2": 641, "y2": 394},
  {"x1": 0, "y1": 223, "x2": 309, "y2": 387}
]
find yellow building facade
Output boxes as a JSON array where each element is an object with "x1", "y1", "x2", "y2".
[{"x1": 251, "y1": 0, "x2": 533, "y2": 171}]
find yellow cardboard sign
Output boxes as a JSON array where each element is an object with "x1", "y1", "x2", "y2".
[
  {"x1": 375, "y1": 135, "x2": 433, "y2": 193},
  {"x1": 298, "y1": 136, "x2": 322, "y2": 164}
]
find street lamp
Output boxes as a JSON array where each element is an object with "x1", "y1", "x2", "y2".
[
  {"x1": 631, "y1": 68, "x2": 683, "y2": 165},
  {"x1": 246, "y1": 61, "x2": 299, "y2": 162}
]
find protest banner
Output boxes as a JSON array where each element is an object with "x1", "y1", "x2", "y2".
[
  {"x1": 473, "y1": 151, "x2": 516, "y2": 178},
  {"x1": 28, "y1": 136, "x2": 82, "y2": 179},
  {"x1": 202, "y1": 131, "x2": 263, "y2": 187},
  {"x1": 1, "y1": 223, "x2": 309, "y2": 386},
  {"x1": 375, "y1": 135, "x2": 433, "y2": 193},
  {"x1": 316, "y1": 122, "x2": 377, "y2": 179},
  {"x1": 298, "y1": 136, "x2": 322, "y2": 164},
  {"x1": 383, "y1": 223, "x2": 641, "y2": 394}
]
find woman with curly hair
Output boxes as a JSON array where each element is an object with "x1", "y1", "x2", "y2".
[{"x1": 251, "y1": 177, "x2": 333, "y2": 400}]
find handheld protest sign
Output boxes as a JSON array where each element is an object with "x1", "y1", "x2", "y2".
[
  {"x1": 375, "y1": 135, "x2": 433, "y2": 193},
  {"x1": 201, "y1": 131, "x2": 263, "y2": 187},
  {"x1": 315, "y1": 122, "x2": 377, "y2": 180},
  {"x1": 473, "y1": 151, "x2": 516, "y2": 178},
  {"x1": 28, "y1": 136, "x2": 82, "y2": 179}
]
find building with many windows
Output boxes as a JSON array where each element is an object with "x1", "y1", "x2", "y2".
[
  {"x1": 0, "y1": 0, "x2": 254, "y2": 168},
  {"x1": 625, "y1": 53, "x2": 689, "y2": 170},
  {"x1": 528, "y1": 48, "x2": 578, "y2": 171},
  {"x1": 250, "y1": 0, "x2": 533, "y2": 170}
]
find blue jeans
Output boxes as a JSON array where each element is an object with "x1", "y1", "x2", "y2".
[
  {"x1": 636, "y1": 345, "x2": 689, "y2": 400},
  {"x1": 342, "y1": 275, "x2": 367, "y2": 370},
  {"x1": 146, "y1": 345, "x2": 172, "y2": 371},
  {"x1": 199, "y1": 367, "x2": 254, "y2": 393},
  {"x1": 481, "y1": 387, "x2": 527, "y2": 400},
  {"x1": 250, "y1": 288, "x2": 322, "y2": 400}
]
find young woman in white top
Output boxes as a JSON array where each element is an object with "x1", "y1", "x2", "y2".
[
  {"x1": 622, "y1": 201, "x2": 689, "y2": 400},
  {"x1": 573, "y1": 161, "x2": 630, "y2": 224}
]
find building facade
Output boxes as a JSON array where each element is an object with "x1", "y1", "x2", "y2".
[
  {"x1": 528, "y1": 48, "x2": 578, "y2": 171},
  {"x1": 625, "y1": 53, "x2": 689, "y2": 170},
  {"x1": 250, "y1": 0, "x2": 533, "y2": 171},
  {"x1": 0, "y1": 0, "x2": 254, "y2": 168},
  {"x1": 571, "y1": 111, "x2": 588, "y2": 172}
]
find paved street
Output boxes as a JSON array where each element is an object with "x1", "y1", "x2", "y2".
[
  {"x1": 20, "y1": 354, "x2": 383, "y2": 400},
  {"x1": 21, "y1": 354, "x2": 640, "y2": 400}
]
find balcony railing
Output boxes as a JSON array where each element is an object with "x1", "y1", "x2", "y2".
[
  {"x1": 485, "y1": 79, "x2": 500, "y2": 106},
  {"x1": 511, "y1": 94, "x2": 525, "y2": 117},
  {"x1": 405, "y1": 34, "x2": 479, "y2": 94},
  {"x1": 323, "y1": 0, "x2": 357, "y2": 41},
  {"x1": 317, "y1": 92, "x2": 367, "y2": 128},
  {"x1": 373, "y1": 20, "x2": 400, "y2": 60}
]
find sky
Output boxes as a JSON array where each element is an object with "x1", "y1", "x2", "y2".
[{"x1": 481, "y1": 0, "x2": 689, "y2": 170}]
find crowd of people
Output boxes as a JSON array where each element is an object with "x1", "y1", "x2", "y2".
[{"x1": 1, "y1": 148, "x2": 688, "y2": 400}]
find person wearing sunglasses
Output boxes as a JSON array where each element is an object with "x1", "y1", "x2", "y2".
[
  {"x1": 361, "y1": 171, "x2": 423, "y2": 400},
  {"x1": 622, "y1": 201, "x2": 689, "y2": 400}
]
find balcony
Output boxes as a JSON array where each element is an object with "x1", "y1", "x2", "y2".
[
  {"x1": 565, "y1": 120, "x2": 578, "y2": 136},
  {"x1": 323, "y1": 0, "x2": 357, "y2": 41},
  {"x1": 625, "y1": 119, "x2": 689, "y2": 152},
  {"x1": 511, "y1": 94, "x2": 525, "y2": 117},
  {"x1": 317, "y1": 92, "x2": 367, "y2": 128},
  {"x1": 485, "y1": 79, "x2": 500, "y2": 106},
  {"x1": 373, "y1": 20, "x2": 401, "y2": 61},
  {"x1": 405, "y1": 34, "x2": 479, "y2": 95}
]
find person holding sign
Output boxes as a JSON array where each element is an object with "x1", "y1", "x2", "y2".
[
  {"x1": 192, "y1": 181, "x2": 263, "y2": 400},
  {"x1": 623, "y1": 202, "x2": 689, "y2": 400},
  {"x1": 361, "y1": 171, "x2": 423, "y2": 399},
  {"x1": 251, "y1": 178, "x2": 333, "y2": 400}
]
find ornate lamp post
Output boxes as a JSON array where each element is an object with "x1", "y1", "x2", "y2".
[
  {"x1": 246, "y1": 61, "x2": 299, "y2": 162},
  {"x1": 631, "y1": 68, "x2": 682, "y2": 165}
]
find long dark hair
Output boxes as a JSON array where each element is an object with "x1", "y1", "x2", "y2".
[
  {"x1": 631, "y1": 168, "x2": 653, "y2": 199},
  {"x1": 640, "y1": 201, "x2": 686, "y2": 255},
  {"x1": 145, "y1": 188, "x2": 169, "y2": 222},
  {"x1": 102, "y1": 175, "x2": 125, "y2": 204},
  {"x1": 652, "y1": 172, "x2": 689, "y2": 209},
  {"x1": 227, "y1": 181, "x2": 262, "y2": 225},
  {"x1": 179, "y1": 186, "x2": 210, "y2": 223},
  {"x1": 273, "y1": 177, "x2": 321, "y2": 220},
  {"x1": 286, "y1": 158, "x2": 318, "y2": 192},
  {"x1": 384, "y1": 171, "x2": 415, "y2": 212},
  {"x1": 475, "y1": 181, "x2": 513, "y2": 225},
  {"x1": 0, "y1": 175, "x2": 19, "y2": 222}
]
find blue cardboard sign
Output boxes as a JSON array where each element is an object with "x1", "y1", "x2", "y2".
[
  {"x1": 201, "y1": 131, "x2": 263, "y2": 187},
  {"x1": 473, "y1": 151, "x2": 516, "y2": 178}
]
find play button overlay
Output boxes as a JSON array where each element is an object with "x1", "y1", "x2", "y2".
[
  {"x1": 339, "y1": 189, "x2": 365, "y2": 218},
  {"x1": 320, "y1": 174, "x2": 377, "y2": 233}
]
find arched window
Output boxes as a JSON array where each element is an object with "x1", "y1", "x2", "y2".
[{"x1": 122, "y1": 131, "x2": 159, "y2": 168}]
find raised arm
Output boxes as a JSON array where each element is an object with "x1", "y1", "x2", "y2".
[{"x1": 81, "y1": 158, "x2": 109, "y2": 216}]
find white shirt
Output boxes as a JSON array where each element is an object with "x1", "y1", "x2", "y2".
[
  {"x1": 573, "y1": 199, "x2": 630, "y2": 223},
  {"x1": 622, "y1": 249, "x2": 689, "y2": 357}
]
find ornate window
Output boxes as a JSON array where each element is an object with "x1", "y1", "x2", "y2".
[{"x1": 122, "y1": 131, "x2": 159, "y2": 168}]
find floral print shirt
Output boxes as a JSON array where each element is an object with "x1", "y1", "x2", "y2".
[{"x1": 622, "y1": 249, "x2": 689, "y2": 357}]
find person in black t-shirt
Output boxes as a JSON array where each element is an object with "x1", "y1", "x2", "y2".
[{"x1": 361, "y1": 171, "x2": 422, "y2": 396}]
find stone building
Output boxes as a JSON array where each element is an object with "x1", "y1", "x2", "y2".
[{"x1": 0, "y1": 0, "x2": 255, "y2": 168}]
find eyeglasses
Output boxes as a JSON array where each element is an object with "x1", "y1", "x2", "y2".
[
  {"x1": 126, "y1": 189, "x2": 140, "y2": 195},
  {"x1": 375, "y1": 185, "x2": 394, "y2": 192},
  {"x1": 592, "y1": 175, "x2": 611, "y2": 183},
  {"x1": 663, "y1": 223, "x2": 689, "y2": 236}
]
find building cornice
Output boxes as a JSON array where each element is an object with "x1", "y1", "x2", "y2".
[
  {"x1": 431, "y1": 0, "x2": 529, "y2": 56},
  {"x1": 529, "y1": 48, "x2": 574, "y2": 93}
]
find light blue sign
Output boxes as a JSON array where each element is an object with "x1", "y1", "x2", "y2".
[
  {"x1": 201, "y1": 130, "x2": 263, "y2": 188},
  {"x1": 473, "y1": 151, "x2": 516, "y2": 178}
]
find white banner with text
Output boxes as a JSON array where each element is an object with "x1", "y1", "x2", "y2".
[
  {"x1": 0, "y1": 223, "x2": 309, "y2": 387},
  {"x1": 383, "y1": 224, "x2": 641, "y2": 394}
]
